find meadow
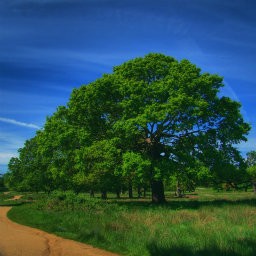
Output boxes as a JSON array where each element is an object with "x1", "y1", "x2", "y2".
[{"x1": 1, "y1": 188, "x2": 256, "y2": 256}]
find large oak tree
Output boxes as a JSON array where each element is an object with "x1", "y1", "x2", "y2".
[
  {"x1": 68, "y1": 53, "x2": 250, "y2": 203},
  {"x1": 6, "y1": 53, "x2": 250, "y2": 203}
]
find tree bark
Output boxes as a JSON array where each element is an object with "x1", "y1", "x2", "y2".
[
  {"x1": 137, "y1": 185, "x2": 142, "y2": 198},
  {"x1": 101, "y1": 191, "x2": 107, "y2": 200},
  {"x1": 151, "y1": 180, "x2": 166, "y2": 203},
  {"x1": 176, "y1": 181, "x2": 183, "y2": 197},
  {"x1": 143, "y1": 187, "x2": 146, "y2": 198},
  {"x1": 116, "y1": 190, "x2": 121, "y2": 199},
  {"x1": 253, "y1": 181, "x2": 256, "y2": 193},
  {"x1": 90, "y1": 189, "x2": 94, "y2": 198},
  {"x1": 128, "y1": 182, "x2": 133, "y2": 198}
]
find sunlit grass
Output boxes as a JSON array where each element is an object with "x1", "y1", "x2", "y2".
[{"x1": 4, "y1": 188, "x2": 256, "y2": 255}]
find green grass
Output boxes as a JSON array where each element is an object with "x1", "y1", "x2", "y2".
[{"x1": 3, "y1": 188, "x2": 256, "y2": 256}]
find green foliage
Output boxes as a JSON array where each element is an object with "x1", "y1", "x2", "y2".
[
  {"x1": 5, "y1": 53, "x2": 250, "y2": 201},
  {"x1": 246, "y1": 150, "x2": 256, "y2": 166},
  {"x1": 246, "y1": 151, "x2": 256, "y2": 191},
  {"x1": 74, "y1": 139, "x2": 122, "y2": 193},
  {"x1": 5, "y1": 136, "x2": 53, "y2": 192},
  {"x1": 246, "y1": 151, "x2": 256, "y2": 177},
  {"x1": 121, "y1": 151, "x2": 151, "y2": 183},
  {"x1": 247, "y1": 165, "x2": 256, "y2": 178}
]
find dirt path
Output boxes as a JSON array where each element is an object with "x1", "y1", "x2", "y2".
[{"x1": 0, "y1": 207, "x2": 120, "y2": 256}]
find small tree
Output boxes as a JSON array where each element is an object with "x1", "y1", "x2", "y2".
[
  {"x1": 6, "y1": 137, "x2": 49, "y2": 192},
  {"x1": 74, "y1": 139, "x2": 122, "y2": 199},
  {"x1": 121, "y1": 151, "x2": 151, "y2": 198}
]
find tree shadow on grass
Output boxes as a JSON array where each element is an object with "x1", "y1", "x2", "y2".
[
  {"x1": 0, "y1": 200, "x2": 31, "y2": 207},
  {"x1": 112, "y1": 198, "x2": 256, "y2": 210},
  {"x1": 147, "y1": 238, "x2": 256, "y2": 256}
]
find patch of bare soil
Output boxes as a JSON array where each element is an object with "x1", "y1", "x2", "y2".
[
  {"x1": 0, "y1": 207, "x2": 119, "y2": 256},
  {"x1": 6, "y1": 195, "x2": 23, "y2": 201}
]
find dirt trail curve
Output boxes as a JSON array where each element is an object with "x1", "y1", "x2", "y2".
[{"x1": 0, "y1": 207, "x2": 120, "y2": 256}]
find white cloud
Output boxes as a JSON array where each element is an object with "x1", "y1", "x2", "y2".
[
  {"x1": 236, "y1": 136, "x2": 256, "y2": 156},
  {"x1": 0, "y1": 153, "x2": 18, "y2": 165},
  {"x1": 0, "y1": 117, "x2": 40, "y2": 129}
]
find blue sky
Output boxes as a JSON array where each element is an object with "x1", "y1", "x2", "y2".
[{"x1": 0, "y1": 0, "x2": 255, "y2": 174}]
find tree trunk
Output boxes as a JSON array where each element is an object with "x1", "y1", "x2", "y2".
[
  {"x1": 128, "y1": 182, "x2": 133, "y2": 198},
  {"x1": 137, "y1": 185, "x2": 142, "y2": 198},
  {"x1": 143, "y1": 187, "x2": 146, "y2": 198},
  {"x1": 151, "y1": 180, "x2": 166, "y2": 203},
  {"x1": 253, "y1": 181, "x2": 256, "y2": 193},
  {"x1": 176, "y1": 181, "x2": 183, "y2": 198},
  {"x1": 116, "y1": 190, "x2": 121, "y2": 199},
  {"x1": 101, "y1": 191, "x2": 107, "y2": 200},
  {"x1": 90, "y1": 189, "x2": 94, "y2": 198}
]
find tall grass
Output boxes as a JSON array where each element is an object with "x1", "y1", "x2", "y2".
[{"x1": 6, "y1": 189, "x2": 256, "y2": 256}]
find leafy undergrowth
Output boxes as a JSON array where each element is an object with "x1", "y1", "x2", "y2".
[{"x1": 6, "y1": 189, "x2": 256, "y2": 256}]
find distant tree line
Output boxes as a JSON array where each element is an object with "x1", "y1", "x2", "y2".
[
  {"x1": 4, "y1": 54, "x2": 253, "y2": 203},
  {"x1": 0, "y1": 173, "x2": 7, "y2": 191}
]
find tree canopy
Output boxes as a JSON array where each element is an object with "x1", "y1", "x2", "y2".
[{"x1": 5, "y1": 53, "x2": 250, "y2": 202}]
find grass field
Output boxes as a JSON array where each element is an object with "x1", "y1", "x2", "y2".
[{"x1": 1, "y1": 188, "x2": 256, "y2": 256}]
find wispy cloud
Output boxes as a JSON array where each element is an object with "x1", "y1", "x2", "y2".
[
  {"x1": 0, "y1": 131, "x2": 25, "y2": 166},
  {"x1": 220, "y1": 81, "x2": 240, "y2": 102},
  {"x1": 0, "y1": 117, "x2": 40, "y2": 129}
]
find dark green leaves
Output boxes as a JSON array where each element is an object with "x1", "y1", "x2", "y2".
[{"x1": 6, "y1": 53, "x2": 250, "y2": 196}]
